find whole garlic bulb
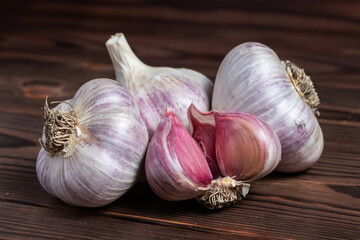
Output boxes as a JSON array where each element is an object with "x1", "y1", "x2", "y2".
[
  {"x1": 212, "y1": 42, "x2": 324, "y2": 173},
  {"x1": 37, "y1": 79, "x2": 149, "y2": 207},
  {"x1": 145, "y1": 107, "x2": 281, "y2": 209},
  {"x1": 106, "y1": 33, "x2": 213, "y2": 138}
]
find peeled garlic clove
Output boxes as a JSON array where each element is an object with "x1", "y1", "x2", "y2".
[
  {"x1": 37, "y1": 79, "x2": 149, "y2": 207},
  {"x1": 145, "y1": 108, "x2": 213, "y2": 201},
  {"x1": 106, "y1": 33, "x2": 213, "y2": 138},
  {"x1": 214, "y1": 111, "x2": 282, "y2": 182},
  {"x1": 188, "y1": 103, "x2": 220, "y2": 177},
  {"x1": 212, "y1": 42, "x2": 324, "y2": 173}
]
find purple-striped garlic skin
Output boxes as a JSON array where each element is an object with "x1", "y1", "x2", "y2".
[
  {"x1": 212, "y1": 42, "x2": 324, "y2": 173},
  {"x1": 145, "y1": 108, "x2": 213, "y2": 201},
  {"x1": 106, "y1": 33, "x2": 213, "y2": 139},
  {"x1": 37, "y1": 79, "x2": 149, "y2": 207}
]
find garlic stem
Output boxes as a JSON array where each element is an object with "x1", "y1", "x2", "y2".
[
  {"x1": 106, "y1": 33, "x2": 146, "y2": 85},
  {"x1": 281, "y1": 60, "x2": 320, "y2": 116},
  {"x1": 197, "y1": 177, "x2": 250, "y2": 210}
]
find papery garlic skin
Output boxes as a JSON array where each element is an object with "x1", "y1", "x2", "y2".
[
  {"x1": 106, "y1": 33, "x2": 213, "y2": 138},
  {"x1": 37, "y1": 79, "x2": 149, "y2": 207},
  {"x1": 145, "y1": 108, "x2": 213, "y2": 201},
  {"x1": 212, "y1": 42, "x2": 324, "y2": 173}
]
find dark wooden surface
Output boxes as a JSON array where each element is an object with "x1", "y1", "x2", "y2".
[{"x1": 1, "y1": 0, "x2": 359, "y2": 239}]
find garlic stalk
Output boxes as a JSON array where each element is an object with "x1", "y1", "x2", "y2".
[
  {"x1": 106, "y1": 33, "x2": 213, "y2": 138},
  {"x1": 212, "y1": 42, "x2": 324, "y2": 173},
  {"x1": 145, "y1": 107, "x2": 281, "y2": 209},
  {"x1": 37, "y1": 79, "x2": 149, "y2": 207}
]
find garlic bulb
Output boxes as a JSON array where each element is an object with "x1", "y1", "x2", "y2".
[
  {"x1": 212, "y1": 42, "x2": 324, "y2": 173},
  {"x1": 106, "y1": 33, "x2": 213, "y2": 138},
  {"x1": 145, "y1": 107, "x2": 281, "y2": 209},
  {"x1": 37, "y1": 79, "x2": 149, "y2": 207}
]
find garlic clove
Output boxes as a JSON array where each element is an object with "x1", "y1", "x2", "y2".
[
  {"x1": 145, "y1": 108, "x2": 213, "y2": 201},
  {"x1": 106, "y1": 33, "x2": 213, "y2": 138},
  {"x1": 188, "y1": 104, "x2": 281, "y2": 182},
  {"x1": 214, "y1": 111, "x2": 282, "y2": 182},
  {"x1": 188, "y1": 103, "x2": 220, "y2": 178},
  {"x1": 146, "y1": 107, "x2": 281, "y2": 209}
]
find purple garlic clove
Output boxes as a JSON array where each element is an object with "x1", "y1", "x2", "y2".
[
  {"x1": 214, "y1": 111, "x2": 282, "y2": 182},
  {"x1": 145, "y1": 108, "x2": 213, "y2": 201},
  {"x1": 188, "y1": 103, "x2": 220, "y2": 178},
  {"x1": 146, "y1": 106, "x2": 282, "y2": 209}
]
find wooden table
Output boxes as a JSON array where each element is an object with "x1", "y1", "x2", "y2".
[{"x1": 1, "y1": 0, "x2": 359, "y2": 239}]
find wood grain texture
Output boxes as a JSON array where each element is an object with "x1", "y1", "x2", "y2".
[{"x1": 0, "y1": 0, "x2": 359, "y2": 239}]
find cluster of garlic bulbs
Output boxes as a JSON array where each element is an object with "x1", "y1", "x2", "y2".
[{"x1": 37, "y1": 34, "x2": 323, "y2": 209}]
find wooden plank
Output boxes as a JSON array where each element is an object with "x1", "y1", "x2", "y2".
[
  {"x1": 1, "y1": 24, "x2": 359, "y2": 120},
  {"x1": 0, "y1": 118, "x2": 359, "y2": 239},
  {"x1": 1, "y1": 201, "x2": 253, "y2": 240},
  {"x1": 0, "y1": 54, "x2": 359, "y2": 120},
  {"x1": 1, "y1": 2, "x2": 359, "y2": 117},
  {"x1": 1, "y1": 166, "x2": 359, "y2": 240}
]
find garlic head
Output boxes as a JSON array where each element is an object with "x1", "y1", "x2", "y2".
[
  {"x1": 106, "y1": 33, "x2": 213, "y2": 138},
  {"x1": 212, "y1": 42, "x2": 324, "y2": 173},
  {"x1": 37, "y1": 79, "x2": 149, "y2": 207}
]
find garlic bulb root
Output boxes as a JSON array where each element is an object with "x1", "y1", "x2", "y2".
[
  {"x1": 281, "y1": 60, "x2": 320, "y2": 116},
  {"x1": 40, "y1": 98, "x2": 79, "y2": 157},
  {"x1": 197, "y1": 177, "x2": 250, "y2": 210}
]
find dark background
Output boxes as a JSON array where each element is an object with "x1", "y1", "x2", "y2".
[{"x1": 0, "y1": 0, "x2": 359, "y2": 239}]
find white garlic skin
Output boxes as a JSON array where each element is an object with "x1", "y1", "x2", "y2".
[
  {"x1": 212, "y1": 42, "x2": 324, "y2": 173},
  {"x1": 106, "y1": 33, "x2": 213, "y2": 138},
  {"x1": 36, "y1": 79, "x2": 149, "y2": 207}
]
